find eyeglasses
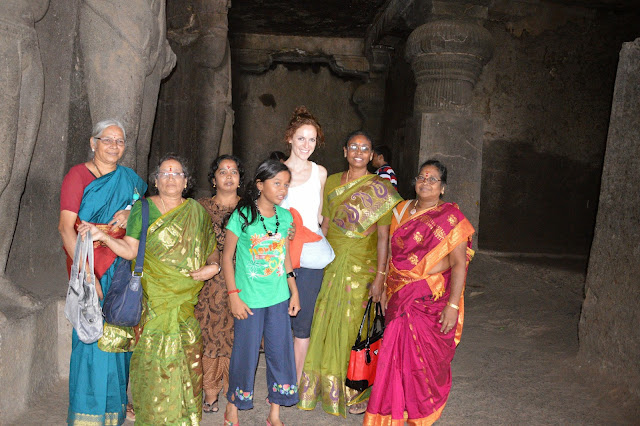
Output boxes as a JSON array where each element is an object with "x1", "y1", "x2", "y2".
[
  {"x1": 95, "y1": 137, "x2": 125, "y2": 147},
  {"x1": 347, "y1": 144, "x2": 371, "y2": 153},
  {"x1": 415, "y1": 175, "x2": 441, "y2": 185},
  {"x1": 158, "y1": 171, "x2": 185, "y2": 179}
]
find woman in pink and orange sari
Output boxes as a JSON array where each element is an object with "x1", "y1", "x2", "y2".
[{"x1": 364, "y1": 159, "x2": 475, "y2": 426}]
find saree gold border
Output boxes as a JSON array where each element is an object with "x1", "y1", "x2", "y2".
[
  {"x1": 327, "y1": 175, "x2": 401, "y2": 237},
  {"x1": 387, "y1": 219, "x2": 474, "y2": 345},
  {"x1": 363, "y1": 404, "x2": 445, "y2": 426},
  {"x1": 68, "y1": 408, "x2": 124, "y2": 426},
  {"x1": 387, "y1": 218, "x2": 475, "y2": 298},
  {"x1": 326, "y1": 174, "x2": 372, "y2": 202}
]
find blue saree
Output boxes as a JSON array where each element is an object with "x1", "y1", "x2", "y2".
[{"x1": 68, "y1": 165, "x2": 146, "y2": 426}]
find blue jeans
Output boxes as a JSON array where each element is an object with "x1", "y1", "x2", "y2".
[{"x1": 227, "y1": 300, "x2": 299, "y2": 409}]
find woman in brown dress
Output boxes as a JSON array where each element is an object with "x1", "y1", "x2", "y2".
[{"x1": 195, "y1": 154, "x2": 244, "y2": 413}]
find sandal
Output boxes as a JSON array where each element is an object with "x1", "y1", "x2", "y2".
[
  {"x1": 125, "y1": 404, "x2": 136, "y2": 421},
  {"x1": 266, "y1": 420, "x2": 285, "y2": 426},
  {"x1": 348, "y1": 401, "x2": 368, "y2": 415},
  {"x1": 203, "y1": 399, "x2": 218, "y2": 413},
  {"x1": 224, "y1": 413, "x2": 239, "y2": 426}
]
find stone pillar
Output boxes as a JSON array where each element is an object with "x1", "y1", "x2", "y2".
[
  {"x1": 163, "y1": 0, "x2": 232, "y2": 199},
  {"x1": 0, "y1": 0, "x2": 49, "y2": 304},
  {"x1": 353, "y1": 79, "x2": 385, "y2": 143},
  {"x1": 578, "y1": 38, "x2": 640, "y2": 398},
  {"x1": 353, "y1": 46, "x2": 391, "y2": 144},
  {"x1": 405, "y1": 17, "x2": 493, "y2": 239},
  {"x1": 192, "y1": 0, "x2": 233, "y2": 199},
  {"x1": 79, "y1": 0, "x2": 176, "y2": 178}
]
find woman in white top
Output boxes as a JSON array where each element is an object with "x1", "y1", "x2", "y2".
[{"x1": 281, "y1": 106, "x2": 328, "y2": 383}]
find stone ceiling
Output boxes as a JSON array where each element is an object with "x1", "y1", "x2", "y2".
[{"x1": 228, "y1": 0, "x2": 640, "y2": 38}]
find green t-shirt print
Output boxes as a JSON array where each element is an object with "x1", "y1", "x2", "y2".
[{"x1": 226, "y1": 205, "x2": 293, "y2": 309}]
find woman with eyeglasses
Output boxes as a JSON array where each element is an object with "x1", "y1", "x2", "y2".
[
  {"x1": 298, "y1": 131, "x2": 402, "y2": 417},
  {"x1": 364, "y1": 159, "x2": 475, "y2": 425},
  {"x1": 59, "y1": 119, "x2": 147, "y2": 424},
  {"x1": 77, "y1": 154, "x2": 220, "y2": 424}
]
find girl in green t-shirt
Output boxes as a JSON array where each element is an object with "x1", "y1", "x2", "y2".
[{"x1": 222, "y1": 159, "x2": 301, "y2": 426}]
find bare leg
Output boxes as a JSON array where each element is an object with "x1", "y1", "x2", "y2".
[
  {"x1": 293, "y1": 337, "x2": 310, "y2": 384},
  {"x1": 267, "y1": 402, "x2": 282, "y2": 426},
  {"x1": 223, "y1": 401, "x2": 238, "y2": 425}
]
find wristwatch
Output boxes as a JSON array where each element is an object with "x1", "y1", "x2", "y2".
[{"x1": 286, "y1": 271, "x2": 297, "y2": 279}]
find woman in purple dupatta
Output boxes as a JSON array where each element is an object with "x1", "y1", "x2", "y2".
[{"x1": 364, "y1": 160, "x2": 474, "y2": 426}]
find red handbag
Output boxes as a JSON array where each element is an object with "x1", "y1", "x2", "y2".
[{"x1": 346, "y1": 298, "x2": 385, "y2": 391}]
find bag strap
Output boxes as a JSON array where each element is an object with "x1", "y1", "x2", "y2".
[
  {"x1": 71, "y1": 233, "x2": 84, "y2": 277},
  {"x1": 86, "y1": 230, "x2": 95, "y2": 281},
  {"x1": 133, "y1": 199, "x2": 149, "y2": 275},
  {"x1": 355, "y1": 298, "x2": 374, "y2": 346}
]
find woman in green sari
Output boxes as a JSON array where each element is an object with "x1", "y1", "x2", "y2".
[
  {"x1": 79, "y1": 154, "x2": 219, "y2": 425},
  {"x1": 298, "y1": 131, "x2": 402, "y2": 417}
]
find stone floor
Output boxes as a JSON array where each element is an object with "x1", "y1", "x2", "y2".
[{"x1": 10, "y1": 254, "x2": 639, "y2": 425}]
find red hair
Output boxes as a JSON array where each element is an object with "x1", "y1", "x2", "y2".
[{"x1": 283, "y1": 106, "x2": 325, "y2": 147}]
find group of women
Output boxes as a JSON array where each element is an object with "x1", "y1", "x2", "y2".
[{"x1": 59, "y1": 106, "x2": 474, "y2": 426}]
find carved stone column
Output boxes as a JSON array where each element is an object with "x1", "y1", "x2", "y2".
[
  {"x1": 404, "y1": 17, "x2": 493, "y2": 240},
  {"x1": 353, "y1": 46, "x2": 391, "y2": 143},
  {"x1": 406, "y1": 19, "x2": 493, "y2": 113}
]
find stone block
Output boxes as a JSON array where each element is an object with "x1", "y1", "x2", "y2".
[
  {"x1": 0, "y1": 298, "x2": 60, "y2": 422},
  {"x1": 58, "y1": 299, "x2": 72, "y2": 378},
  {"x1": 578, "y1": 38, "x2": 640, "y2": 398}
]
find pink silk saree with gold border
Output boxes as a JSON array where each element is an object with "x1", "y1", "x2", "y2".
[{"x1": 364, "y1": 200, "x2": 474, "y2": 426}]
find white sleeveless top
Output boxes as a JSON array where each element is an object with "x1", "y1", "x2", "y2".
[{"x1": 281, "y1": 162, "x2": 322, "y2": 232}]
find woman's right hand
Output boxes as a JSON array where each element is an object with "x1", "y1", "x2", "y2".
[
  {"x1": 229, "y1": 293, "x2": 253, "y2": 320},
  {"x1": 77, "y1": 220, "x2": 107, "y2": 242}
]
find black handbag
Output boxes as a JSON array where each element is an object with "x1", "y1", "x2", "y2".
[
  {"x1": 345, "y1": 298, "x2": 385, "y2": 391},
  {"x1": 102, "y1": 198, "x2": 149, "y2": 327}
]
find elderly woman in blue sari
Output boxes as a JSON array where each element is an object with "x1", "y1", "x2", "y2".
[{"x1": 59, "y1": 119, "x2": 147, "y2": 425}]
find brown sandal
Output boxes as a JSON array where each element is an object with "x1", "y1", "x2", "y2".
[{"x1": 125, "y1": 404, "x2": 136, "y2": 421}]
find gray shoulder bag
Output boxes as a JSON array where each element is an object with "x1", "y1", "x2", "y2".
[{"x1": 64, "y1": 231, "x2": 104, "y2": 343}]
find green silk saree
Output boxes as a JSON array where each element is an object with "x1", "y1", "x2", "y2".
[
  {"x1": 129, "y1": 199, "x2": 216, "y2": 425},
  {"x1": 298, "y1": 173, "x2": 401, "y2": 417}
]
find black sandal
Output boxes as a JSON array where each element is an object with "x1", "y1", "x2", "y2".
[{"x1": 203, "y1": 399, "x2": 219, "y2": 413}]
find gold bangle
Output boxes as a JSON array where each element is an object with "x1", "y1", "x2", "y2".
[
  {"x1": 377, "y1": 270, "x2": 387, "y2": 275},
  {"x1": 446, "y1": 301, "x2": 460, "y2": 310}
]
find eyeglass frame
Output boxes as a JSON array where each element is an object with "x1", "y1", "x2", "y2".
[
  {"x1": 346, "y1": 144, "x2": 372, "y2": 153},
  {"x1": 157, "y1": 171, "x2": 186, "y2": 179},
  {"x1": 95, "y1": 137, "x2": 125, "y2": 147},
  {"x1": 414, "y1": 175, "x2": 441, "y2": 185}
]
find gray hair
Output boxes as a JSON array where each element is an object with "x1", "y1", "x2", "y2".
[{"x1": 91, "y1": 119, "x2": 126, "y2": 141}]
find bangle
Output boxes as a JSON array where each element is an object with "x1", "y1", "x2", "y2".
[
  {"x1": 446, "y1": 301, "x2": 460, "y2": 310},
  {"x1": 207, "y1": 261, "x2": 220, "y2": 268},
  {"x1": 377, "y1": 270, "x2": 387, "y2": 275},
  {"x1": 227, "y1": 289, "x2": 241, "y2": 295}
]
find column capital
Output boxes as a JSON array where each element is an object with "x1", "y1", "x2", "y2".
[{"x1": 405, "y1": 18, "x2": 493, "y2": 113}]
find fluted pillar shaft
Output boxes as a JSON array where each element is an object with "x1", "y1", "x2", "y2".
[{"x1": 404, "y1": 17, "x2": 493, "y2": 243}]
